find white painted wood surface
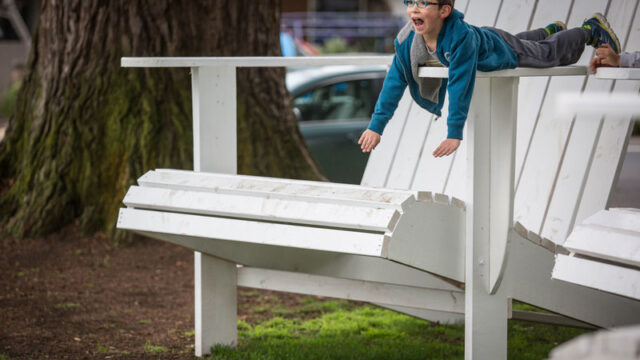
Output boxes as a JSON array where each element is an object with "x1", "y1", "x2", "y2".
[
  {"x1": 563, "y1": 224, "x2": 640, "y2": 267},
  {"x1": 194, "y1": 253, "x2": 237, "y2": 355},
  {"x1": 549, "y1": 325, "x2": 640, "y2": 360},
  {"x1": 191, "y1": 66, "x2": 238, "y2": 357},
  {"x1": 123, "y1": 185, "x2": 400, "y2": 232},
  {"x1": 237, "y1": 267, "x2": 465, "y2": 313},
  {"x1": 507, "y1": 230, "x2": 640, "y2": 328},
  {"x1": 417, "y1": 66, "x2": 587, "y2": 78},
  {"x1": 135, "y1": 231, "x2": 464, "y2": 292},
  {"x1": 120, "y1": 186, "x2": 467, "y2": 281},
  {"x1": 488, "y1": 77, "x2": 518, "y2": 292},
  {"x1": 514, "y1": 0, "x2": 575, "y2": 190},
  {"x1": 361, "y1": 90, "x2": 413, "y2": 187},
  {"x1": 118, "y1": 208, "x2": 388, "y2": 257},
  {"x1": 386, "y1": 100, "x2": 435, "y2": 189},
  {"x1": 192, "y1": 67, "x2": 237, "y2": 174},
  {"x1": 541, "y1": 0, "x2": 638, "y2": 243},
  {"x1": 138, "y1": 169, "x2": 422, "y2": 210},
  {"x1": 514, "y1": 0, "x2": 606, "y2": 239},
  {"x1": 576, "y1": 3, "x2": 640, "y2": 227},
  {"x1": 585, "y1": 209, "x2": 640, "y2": 233},
  {"x1": 595, "y1": 67, "x2": 640, "y2": 80},
  {"x1": 553, "y1": 255, "x2": 640, "y2": 300},
  {"x1": 122, "y1": 56, "x2": 394, "y2": 67},
  {"x1": 560, "y1": 209, "x2": 640, "y2": 268},
  {"x1": 555, "y1": 92, "x2": 640, "y2": 118},
  {"x1": 411, "y1": 97, "x2": 452, "y2": 193}
]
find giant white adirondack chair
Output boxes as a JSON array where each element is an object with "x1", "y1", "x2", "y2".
[
  {"x1": 551, "y1": 89, "x2": 640, "y2": 301},
  {"x1": 116, "y1": 0, "x2": 640, "y2": 358}
]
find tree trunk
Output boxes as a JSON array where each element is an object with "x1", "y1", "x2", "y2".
[{"x1": 0, "y1": 0, "x2": 323, "y2": 238}]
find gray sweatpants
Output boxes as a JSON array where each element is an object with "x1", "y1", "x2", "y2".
[{"x1": 489, "y1": 27, "x2": 588, "y2": 67}]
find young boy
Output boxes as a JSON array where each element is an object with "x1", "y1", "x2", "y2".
[{"x1": 358, "y1": 0, "x2": 621, "y2": 157}]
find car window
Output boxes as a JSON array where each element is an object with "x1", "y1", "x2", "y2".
[{"x1": 294, "y1": 78, "x2": 383, "y2": 122}]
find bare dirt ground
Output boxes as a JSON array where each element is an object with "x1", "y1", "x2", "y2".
[{"x1": 0, "y1": 227, "x2": 319, "y2": 359}]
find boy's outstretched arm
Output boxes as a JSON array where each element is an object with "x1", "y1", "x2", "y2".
[
  {"x1": 436, "y1": 29, "x2": 477, "y2": 157},
  {"x1": 361, "y1": 55, "x2": 408, "y2": 153}
]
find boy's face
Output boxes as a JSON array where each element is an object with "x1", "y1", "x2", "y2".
[{"x1": 406, "y1": 1, "x2": 450, "y2": 36}]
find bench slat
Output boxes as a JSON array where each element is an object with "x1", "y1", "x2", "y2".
[
  {"x1": 583, "y1": 210, "x2": 640, "y2": 234},
  {"x1": 140, "y1": 169, "x2": 425, "y2": 210},
  {"x1": 563, "y1": 225, "x2": 640, "y2": 268},
  {"x1": 118, "y1": 208, "x2": 388, "y2": 257},
  {"x1": 552, "y1": 254, "x2": 640, "y2": 300},
  {"x1": 123, "y1": 186, "x2": 400, "y2": 232}
]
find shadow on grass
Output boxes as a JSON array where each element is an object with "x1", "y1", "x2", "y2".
[{"x1": 206, "y1": 302, "x2": 588, "y2": 360}]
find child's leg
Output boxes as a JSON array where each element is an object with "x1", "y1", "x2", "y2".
[
  {"x1": 514, "y1": 28, "x2": 548, "y2": 41},
  {"x1": 491, "y1": 27, "x2": 588, "y2": 67},
  {"x1": 515, "y1": 22, "x2": 566, "y2": 41}
]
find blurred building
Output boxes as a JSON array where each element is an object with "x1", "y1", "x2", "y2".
[
  {"x1": 281, "y1": 0, "x2": 404, "y2": 54},
  {"x1": 283, "y1": 0, "x2": 392, "y2": 12}
]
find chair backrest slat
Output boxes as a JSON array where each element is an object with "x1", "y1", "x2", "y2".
[{"x1": 387, "y1": 101, "x2": 436, "y2": 189}]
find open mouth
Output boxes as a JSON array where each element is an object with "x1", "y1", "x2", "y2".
[{"x1": 412, "y1": 18, "x2": 425, "y2": 28}]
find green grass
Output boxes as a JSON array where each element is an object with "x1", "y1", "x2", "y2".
[
  {"x1": 143, "y1": 340, "x2": 168, "y2": 354},
  {"x1": 206, "y1": 301, "x2": 588, "y2": 360}
]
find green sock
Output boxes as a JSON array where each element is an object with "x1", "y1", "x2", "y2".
[
  {"x1": 581, "y1": 24, "x2": 594, "y2": 44},
  {"x1": 545, "y1": 22, "x2": 564, "y2": 36}
]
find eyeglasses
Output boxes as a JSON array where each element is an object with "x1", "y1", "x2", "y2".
[{"x1": 403, "y1": 0, "x2": 440, "y2": 8}]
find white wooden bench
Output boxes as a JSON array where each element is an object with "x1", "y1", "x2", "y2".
[{"x1": 117, "y1": 1, "x2": 640, "y2": 358}]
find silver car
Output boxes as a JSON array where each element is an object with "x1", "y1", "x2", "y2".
[{"x1": 286, "y1": 65, "x2": 387, "y2": 184}]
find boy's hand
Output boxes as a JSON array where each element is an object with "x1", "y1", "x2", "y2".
[
  {"x1": 358, "y1": 129, "x2": 381, "y2": 153},
  {"x1": 433, "y1": 138, "x2": 460, "y2": 158},
  {"x1": 590, "y1": 44, "x2": 620, "y2": 72}
]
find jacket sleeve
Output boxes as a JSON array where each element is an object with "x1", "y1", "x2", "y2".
[
  {"x1": 368, "y1": 54, "x2": 408, "y2": 135},
  {"x1": 445, "y1": 29, "x2": 478, "y2": 140},
  {"x1": 619, "y1": 51, "x2": 640, "y2": 68}
]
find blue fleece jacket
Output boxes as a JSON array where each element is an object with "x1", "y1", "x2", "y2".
[{"x1": 368, "y1": 9, "x2": 518, "y2": 140}]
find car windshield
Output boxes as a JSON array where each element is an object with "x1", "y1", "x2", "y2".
[{"x1": 293, "y1": 78, "x2": 382, "y2": 122}]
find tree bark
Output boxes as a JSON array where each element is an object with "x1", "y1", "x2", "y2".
[{"x1": 0, "y1": 0, "x2": 322, "y2": 238}]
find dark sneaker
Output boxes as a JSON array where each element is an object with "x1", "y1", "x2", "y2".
[
  {"x1": 582, "y1": 13, "x2": 621, "y2": 53},
  {"x1": 545, "y1": 21, "x2": 567, "y2": 36}
]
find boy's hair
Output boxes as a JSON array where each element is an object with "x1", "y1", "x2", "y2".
[{"x1": 439, "y1": 0, "x2": 454, "y2": 7}]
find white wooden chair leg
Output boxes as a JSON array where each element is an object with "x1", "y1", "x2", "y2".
[
  {"x1": 465, "y1": 282, "x2": 509, "y2": 359},
  {"x1": 191, "y1": 65, "x2": 238, "y2": 356},
  {"x1": 465, "y1": 77, "x2": 517, "y2": 359},
  {"x1": 195, "y1": 252, "x2": 237, "y2": 356}
]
